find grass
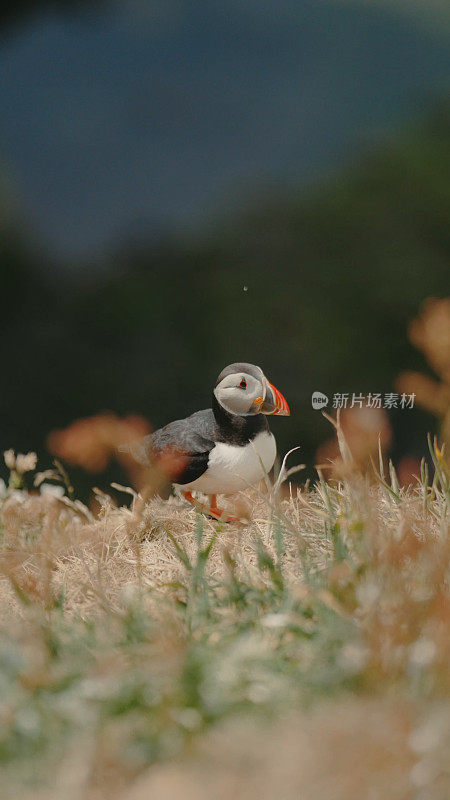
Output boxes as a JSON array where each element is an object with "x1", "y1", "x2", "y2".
[{"x1": 0, "y1": 426, "x2": 449, "y2": 799}]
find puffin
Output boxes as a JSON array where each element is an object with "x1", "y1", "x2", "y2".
[{"x1": 124, "y1": 363, "x2": 290, "y2": 521}]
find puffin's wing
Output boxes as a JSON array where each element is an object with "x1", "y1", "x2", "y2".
[{"x1": 120, "y1": 409, "x2": 216, "y2": 484}]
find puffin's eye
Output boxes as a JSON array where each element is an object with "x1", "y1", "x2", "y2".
[{"x1": 239, "y1": 378, "x2": 247, "y2": 389}]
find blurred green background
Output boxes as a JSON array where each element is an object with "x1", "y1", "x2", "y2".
[{"x1": 1, "y1": 0, "x2": 449, "y2": 492}]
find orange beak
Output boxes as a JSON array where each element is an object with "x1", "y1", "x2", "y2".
[{"x1": 259, "y1": 380, "x2": 290, "y2": 416}]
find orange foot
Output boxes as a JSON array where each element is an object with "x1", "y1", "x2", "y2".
[{"x1": 182, "y1": 491, "x2": 238, "y2": 523}]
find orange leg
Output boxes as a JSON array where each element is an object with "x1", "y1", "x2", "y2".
[{"x1": 182, "y1": 491, "x2": 238, "y2": 523}]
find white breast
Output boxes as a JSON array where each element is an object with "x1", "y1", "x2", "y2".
[{"x1": 176, "y1": 431, "x2": 277, "y2": 495}]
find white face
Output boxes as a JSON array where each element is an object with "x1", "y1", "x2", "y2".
[{"x1": 214, "y1": 368, "x2": 266, "y2": 416}]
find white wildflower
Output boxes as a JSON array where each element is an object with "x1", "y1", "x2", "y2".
[
  {"x1": 15, "y1": 452, "x2": 37, "y2": 474},
  {"x1": 337, "y1": 642, "x2": 368, "y2": 673},
  {"x1": 409, "y1": 638, "x2": 436, "y2": 669},
  {"x1": 261, "y1": 613, "x2": 291, "y2": 629},
  {"x1": 4, "y1": 449, "x2": 15, "y2": 470},
  {"x1": 40, "y1": 483, "x2": 65, "y2": 498}
]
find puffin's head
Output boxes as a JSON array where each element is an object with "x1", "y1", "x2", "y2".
[{"x1": 213, "y1": 363, "x2": 290, "y2": 417}]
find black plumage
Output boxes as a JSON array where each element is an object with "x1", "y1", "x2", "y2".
[{"x1": 128, "y1": 394, "x2": 269, "y2": 486}]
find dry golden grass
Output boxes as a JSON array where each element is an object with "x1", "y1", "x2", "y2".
[
  {"x1": 0, "y1": 426, "x2": 449, "y2": 800},
  {"x1": 0, "y1": 487, "x2": 299, "y2": 620}
]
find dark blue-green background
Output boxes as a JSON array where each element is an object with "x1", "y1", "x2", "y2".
[{"x1": 1, "y1": 1, "x2": 449, "y2": 490}]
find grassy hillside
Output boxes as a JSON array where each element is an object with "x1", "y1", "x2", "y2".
[{"x1": 0, "y1": 422, "x2": 449, "y2": 798}]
